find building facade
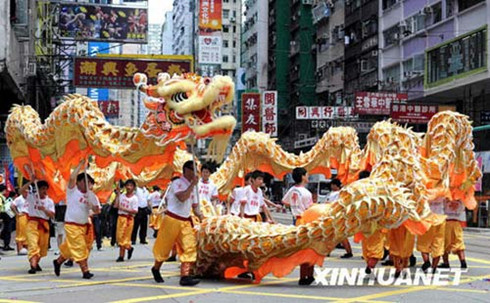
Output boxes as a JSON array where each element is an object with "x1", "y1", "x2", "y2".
[
  {"x1": 161, "y1": 11, "x2": 173, "y2": 54},
  {"x1": 147, "y1": 24, "x2": 162, "y2": 55},
  {"x1": 221, "y1": 0, "x2": 243, "y2": 78},
  {"x1": 172, "y1": 0, "x2": 194, "y2": 55}
]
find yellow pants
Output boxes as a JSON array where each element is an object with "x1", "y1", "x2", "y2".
[
  {"x1": 26, "y1": 220, "x2": 50, "y2": 260},
  {"x1": 362, "y1": 230, "x2": 385, "y2": 260},
  {"x1": 117, "y1": 216, "x2": 134, "y2": 249},
  {"x1": 59, "y1": 223, "x2": 90, "y2": 262},
  {"x1": 445, "y1": 221, "x2": 465, "y2": 254},
  {"x1": 153, "y1": 215, "x2": 196, "y2": 263},
  {"x1": 388, "y1": 225, "x2": 415, "y2": 259},
  {"x1": 149, "y1": 209, "x2": 163, "y2": 230},
  {"x1": 15, "y1": 214, "x2": 28, "y2": 244},
  {"x1": 416, "y1": 221, "x2": 445, "y2": 257}
]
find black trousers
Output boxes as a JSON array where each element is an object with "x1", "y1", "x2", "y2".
[
  {"x1": 131, "y1": 207, "x2": 148, "y2": 243},
  {"x1": 109, "y1": 210, "x2": 118, "y2": 246},
  {"x1": 92, "y1": 215, "x2": 103, "y2": 249},
  {"x1": 0, "y1": 213, "x2": 13, "y2": 248}
]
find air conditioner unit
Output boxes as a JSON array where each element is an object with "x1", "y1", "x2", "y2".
[
  {"x1": 399, "y1": 20, "x2": 407, "y2": 28},
  {"x1": 371, "y1": 50, "x2": 378, "y2": 56},
  {"x1": 230, "y1": 17, "x2": 236, "y2": 22},
  {"x1": 423, "y1": 6, "x2": 433, "y2": 15},
  {"x1": 393, "y1": 33, "x2": 400, "y2": 40},
  {"x1": 302, "y1": 0, "x2": 314, "y2": 5},
  {"x1": 360, "y1": 60, "x2": 369, "y2": 72},
  {"x1": 26, "y1": 62, "x2": 36, "y2": 76}
]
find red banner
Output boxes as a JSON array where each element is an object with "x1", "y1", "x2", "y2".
[
  {"x1": 98, "y1": 101, "x2": 120, "y2": 118},
  {"x1": 242, "y1": 93, "x2": 261, "y2": 133},
  {"x1": 74, "y1": 57, "x2": 192, "y2": 89},
  {"x1": 262, "y1": 91, "x2": 278, "y2": 136},
  {"x1": 391, "y1": 103, "x2": 438, "y2": 124},
  {"x1": 199, "y1": 0, "x2": 222, "y2": 30},
  {"x1": 355, "y1": 92, "x2": 408, "y2": 115}
]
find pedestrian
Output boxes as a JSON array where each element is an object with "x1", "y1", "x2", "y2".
[
  {"x1": 148, "y1": 186, "x2": 163, "y2": 238},
  {"x1": 53, "y1": 159, "x2": 101, "y2": 279},
  {"x1": 22, "y1": 179, "x2": 55, "y2": 274},
  {"x1": 10, "y1": 188, "x2": 28, "y2": 255},
  {"x1": 327, "y1": 178, "x2": 353, "y2": 258},
  {"x1": 227, "y1": 173, "x2": 252, "y2": 215},
  {"x1": 281, "y1": 167, "x2": 315, "y2": 285},
  {"x1": 239, "y1": 170, "x2": 275, "y2": 223},
  {"x1": 131, "y1": 186, "x2": 149, "y2": 245},
  {"x1": 417, "y1": 196, "x2": 446, "y2": 273},
  {"x1": 151, "y1": 160, "x2": 203, "y2": 286},
  {"x1": 0, "y1": 184, "x2": 15, "y2": 251},
  {"x1": 198, "y1": 163, "x2": 219, "y2": 209},
  {"x1": 439, "y1": 199, "x2": 467, "y2": 269},
  {"x1": 114, "y1": 179, "x2": 138, "y2": 262}
]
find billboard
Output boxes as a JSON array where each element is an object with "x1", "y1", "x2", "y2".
[
  {"x1": 355, "y1": 92, "x2": 408, "y2": 115},
  {"x1": 74, "y1": 56, "x2": 192, "y2": 89},
  {"x1": 391, "y1": 104, "x2": 438, "y2": 124},
  {"x1": 262, "y1": 91, "x2": 278, "y2": 137},
  {"x1": 199, "y1": 0, "x2": 222, "y2": 30},
  {"x1": 98, "y1": 100, "x2": 119, "y2": 118},
  {"x1": 198, "y1": 35, "x2": 222, "y2": 65},
  {"x1": 59, "y1": 2, "x2": 148, "y2": 43},
  {"x1": 241, "y1": 92, "x2": 261, "y2": 133}
]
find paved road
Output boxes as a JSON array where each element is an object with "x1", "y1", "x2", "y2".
[{"x1": 1, "y1": 212, "x2": 489, "y2": 303}]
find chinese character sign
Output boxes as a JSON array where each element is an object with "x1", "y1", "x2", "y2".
[
  {"x1": 354, "y1": 92, "x2": 408, "y2": 115},
  {"x1": 242, "y1": 93, "x2": 261, "y2": 133},
  {"x1": 295, "y1": 106, "x2": 355, "y2": 119},
  {"x1": 296, "y1": 106, "x2": 309, "y2": 120},
  {"x1": 391, "y1": 103, "x2": 438, "y2": 124},
  {"x1": 262, "y1": 91, "x2": 277, "y2": 136},
  {"x1": 199, "y1": 0, "x2": 222, "y2": 30},
  {"x1": 98, "y1": 100, "x2": 119, "y2": 118},
  {"x1": 74, "y1": 57, "x2": 192, "y2": 89},
  {"x1": 198, "y1": 35, "x2": 222, "y2": 65},
  {"x1": 481, "y1": 111, "x2": 490, "y2": 125}
]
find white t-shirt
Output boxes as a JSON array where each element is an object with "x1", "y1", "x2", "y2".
[
  {"x1": 444, "y1": 200, "x2": 466, "y2": 221},
  {"x1": 136, "y1": 187, "x2": 149, "y2": 208},
  {"x1": 282, "y1": 185, "x2": 313, "y2": 216},
  {"x1": 240, "y1": 185, "x2": 264, "y2": 216},
  {"x1": 326, "y1": 190, "x2": 340, "y2": 203},
  {"x1": 118, "y1": 193, "x2": 139, "y2": 216},
  {"x1": 64, "y1": 186, "x2": 101, "y2": 224},
  {"x1": 198, "y1": 179, "x2": 219, "y2": 203},
  {"x1": 148, "y1": 191, "x2": 162, "y2": 208},
  {"x1": 166, "y1": 176, "x2": 197, "y2": 218},
  {"x1": 26, "y1": 190, "x2": 55, "y2": 220},
  {"x1": 229, "y1": 187, "x2": 244, "y2": 215},
  {"x1": 13, "y1": 195, "x2": 28, "y2": 214},
  {"x1": 429, "y1": 197, "x2": 445, "y2": 215}
]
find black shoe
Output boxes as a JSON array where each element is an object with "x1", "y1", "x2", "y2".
[
  {"x1": 64, "y1": 260, "x2": 74, "y2": 267},
  {"x1": 140, "y1": 241, "x2": 148, "y2": 245},
  {"x1": 298, "y1": 277, "x2": 315, "y2": 285},
  {"x1": 340, "y1": 253, "x2": 353, "y2": 259},
  {"x1": 131, "y1": 241, "x2": 136, "y2": 245},
  {"x1": 237, "y1": 272, "x2": 254, "y2": 280},
  {"x1": 116, "y1": 256, "x2": 124, "y2": 262},
  {"x1": 3, "y1": 246, "x2": 14, "y2": 251},
  {"x1": 382, "y1": 249, "x2": 389, "y2": 261},
  {"x1": 365, "y1": 266, "x2": 372, "y2": 274},
  {"x1": 180, "y1": 275, "x2": 200, "y2": 286},
  {"x1": 151, "y1": 267, "x2": 164, "y2": 283},
  {"x1": 36, "y1": 265, "x2": 42, "y2": 272},
  {"x1": 28, "y1": 267, "x2": 37, "y2": 274},
  {"x1": 461, "y1": 260, "x2": 467, "y2": 269},
  {"x1": 438, "y1": 263, "x2": 450, "y2": 268},
  {"x1": 167, "y1": 255, "x2": 177, "y2": 262},
  {"x1": 53, "y1": 260, "x2": 61, "y2": 276},
  {"x1": 381, "y1": 260, "x2": 394, "y2": 266},
  {"x1": 409, "y1": 255, "x2": 416, "y2": 267},
  {"x1": 127, "y1": 247, "x2": 134, "y2": 260},
  {"x1": 153, "y1": 231, "x2": 158, "y2": 238},
  {"x1": 335, "y1": 243, "x2": 344, "y2": 249},
  {"x1": 394, "y1": 271, "x2": 401, "y2": 279},
  {"x1": 83, "y1": 272, "x2": 94, "y2": 279},
  {"x1": 421, "y1": 261, "x2": 431, "y2": 273}
]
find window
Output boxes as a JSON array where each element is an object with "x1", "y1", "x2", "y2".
[
  {"x1": 223, "y1": 40, "x2": 229, "y2": 48},
  {"x1": 425, "y1": 2, "x2": 442, "y2": 27},
  {"x1": 223, "y1": 55, "x2": 229, "y2": 63},
  {"x1": 233, "y1": 55, "x2": 236, "y2": 63},
  {"x1": 383, "y1": 64, "x2": 401, "y2": 83},
  {"x1": 223, "y1": 9, "x2": 229, "y2": 19},
  {"x1": 458, "y1": 0, "x2": 484, "y2": 12},
  {"x1": 233, "y1": 10, "x2": 236, "y2": 18},
  {"x1": 232, "y1": 40, "x2": 236, "y2": 48},
  {"x1": 382, "y1": 0, "x2": 398, "y2": 10},
  {"x1": 233, "y1": 26, "x2": 236, "y2": 33},
  {"x1": 223, "y1": 26, "x2": 229, "y2": 33},
  {"x1": 223, "y1": 0, "x2": 229, "y2": 2},
  {"x1": 383, "y1": 25, "x2": 400, "y2": 47}
]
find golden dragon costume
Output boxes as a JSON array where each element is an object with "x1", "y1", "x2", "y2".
[{"x1": 5, "y1": 72, "x2": 481, "y2": 283}]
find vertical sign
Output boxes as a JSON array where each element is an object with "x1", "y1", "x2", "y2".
[
  {"x1": 199, "y1": 0, "x2": 223, "y2": 30},
  {"x1": 241, "y1": 92, "x2": 261, "y2": 133},
  {"x1": 88, "y1": 42, "x2": 109, "y2": 101},
  {"x1": 262, "y1": 91, "x2": 278, "y2": 136}
]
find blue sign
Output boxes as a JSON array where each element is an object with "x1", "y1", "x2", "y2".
[{"x1": 88, "y1": 42, "x2": 109, "y2": 101}]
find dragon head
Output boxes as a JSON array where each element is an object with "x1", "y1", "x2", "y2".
[{"x1": 134, "y1": 72, "x2": 236, "y2": 143}]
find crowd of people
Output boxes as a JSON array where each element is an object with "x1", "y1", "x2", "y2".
[{"x1": 0, "y1": 162, "x2": 469, "y2": 287}]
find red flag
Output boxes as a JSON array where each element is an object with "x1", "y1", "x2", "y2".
[{"x1": 4, "y1": 162, "x2": 15, "y2": 193}]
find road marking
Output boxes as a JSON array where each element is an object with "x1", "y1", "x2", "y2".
[
  {"x1": 465, "y1": 257, "x2": 490, "y2": 265},
  {"x1": 112, "y1": 281, "x2": 195, "y2": 291},
  {"x1": 0, "y1": 300, "x2": 40, "y2": 303},
  {"x1": 109, "y1": 290, "x2": 212, "y2": 303},
  {"x1": 435, "y1": 287, "x2": 488, "y2": 294},
  {"x1": 221, "y1": 289, "x2": 342, "y2": 301}
]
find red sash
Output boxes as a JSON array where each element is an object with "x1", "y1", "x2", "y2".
[{"x1": 165, "y1": 211, "x2": 194, "y2": 227}]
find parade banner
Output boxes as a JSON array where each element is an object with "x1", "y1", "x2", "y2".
[
  {"x1": 296, "y1": 106, "x2": 355, "y2": 120},
  {"x1": 74, "y1": 56, "x2": 192, "y2": 88},
  {"x1": 198, "y1": 0, "x2": 222, "y2": 30},
  {"x1": 262, "y1": 91, "x2": 278, "y2": 137},
  {"x1": 355, "y1": 92, "x2": 408, "y2": 115},
  {"x1": 98, "y1": 100, "x2": 119, "y2": 118},
  {"x1": 59, "y1": 2, "x2": 148, "y2": 43},
  {"x1": 391, "y1": 103, "x2": 438, "y2": 124},
  {"x1": 242, "y1": 92, "x2": 261, "y2": 133}
]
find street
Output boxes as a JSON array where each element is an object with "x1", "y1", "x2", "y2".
[{"x1": 1, "y1": 212, "x2": 489, "y2": 303}]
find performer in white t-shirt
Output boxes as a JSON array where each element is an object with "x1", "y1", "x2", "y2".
[
  {"x1": 239, "y1": 170, "x2": 274, "y2": 223},
  {"x1": 114, "y1": 179, "x2": 139, "y2": 262},
  {"x1": 11, "y1": 189, "x2": 29, "y2": 255},
  {"x1": 228, "y1": 173, "x2": 252, "y2": 215},
  {"x1": 148, "y1": 186, "x2": 164, "y2": 237},
  {"x1": 198, "y1": 163, "x2": 219, "y2": 205},
  {"x1": 439, "y1": 199, "x2": 467, "y2": 269},
  {"x1": 53, "y1": 159, "x2": 101, "y2": 279}
]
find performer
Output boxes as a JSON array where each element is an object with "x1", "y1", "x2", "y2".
[
  {"x1": 151, "y1": 161, "x2": 203, "y2": 286},
  {"x1": 131, "y1": 186, "x2": 149, "y2": 245},
  {"x1": 53, "y1": 159, "x2": 101, "y2": 279},
  {"x1": 439, "y1": 199, "x2": 467, "y2": 269},
  {"x1": 239, "y1": 170, "x2": 275, "y2": 223},
  {"x1": 227, "y1": 173, "x2": 252, "y2": 215},
  {"x1": 416, "y1": 197, "x2": 446, "y2": 273},
  {"x1": 198, "y1": 163, "x2": 219, "y2": 208},
  {"x1": 148, "y1": 186, "x2": 164, "y2": 238},
  {"x1": 327, "y1": 179, "x2": 353, "y2": 258},
  {"x1": 10, "y1": 188, "x2": 29, "y2": 255},
  {"x1": 114, "y1": 179, "x2": 139, "y2": 262},
  {"x1": 21, "y1": 179, "x2": 55, "y2": 274},
  {"x1": 281, "y1": 167, "x2": 315, "y2": 285},
  {"x1": 388, "y1": 224, "x2": 415, "y2": 278}
]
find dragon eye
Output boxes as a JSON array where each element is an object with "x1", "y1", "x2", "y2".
[{"x1": 172, "y1": 92, "x2": 188, "y2": 103}]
